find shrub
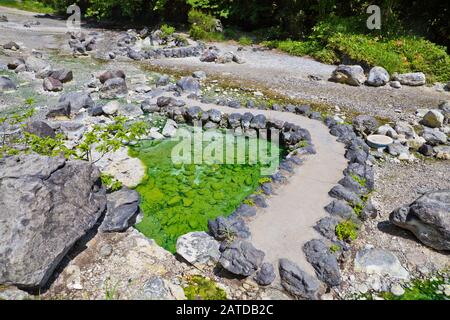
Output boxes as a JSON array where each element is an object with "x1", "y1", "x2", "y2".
[
  {"x1": 183, "y1": 276, "x2": 227, "y2": 300},
  {"x1": 238, "y1": 36, "x2": 253, "y2": 46},
  {"x1": 160, "y1": 24, "x2": 176, "y2": 38},
  {"x1": 188, "y1": 9, "x2": 216, "y2": 33},
  {"x1": 335, "y1": 220, "x2": 358, "y2": 242}
]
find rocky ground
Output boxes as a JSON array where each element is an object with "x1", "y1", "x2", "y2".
[{"x1": 0, "y1": 7, "x2": 449, "y2": 301}]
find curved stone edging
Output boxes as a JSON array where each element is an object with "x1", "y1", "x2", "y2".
[{"x1": 152, "y1": 93, "x2": 348, "y2": 283}]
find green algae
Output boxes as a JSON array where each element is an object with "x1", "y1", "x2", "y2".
[
  {"x1": 183, "y1": 276, "x2": 227, "y2": 300},
  {"x1": 130, "y1": 130, "x2": 281, "y2": 252}
]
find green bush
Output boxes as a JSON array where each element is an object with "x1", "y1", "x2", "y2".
[
  {"x1": 335, "y1": 220, "x2": 358, "y2": 242},
  {"x1": 238, "y1": 36, "x2": 253, "y2": 46},
  {"x1": 160, "y1": 24, "x2": 176, "y2": 38},
  {"x1": 183, "y1": 276, "x2": 227, "y2": 300},
  {"x1": 188, "y1": 9, "x2": 216, "y2": 33}
]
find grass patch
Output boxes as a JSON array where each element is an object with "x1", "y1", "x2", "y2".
[
  {"x1": 335, "y1": 219, "x2": 358, "y2": 242},
  {"x1": 0, "y1": 0, "x2": 54, "y2": 14},
  {"x1": 183, "y1": 276, "x2": 227, "y2": 300}
]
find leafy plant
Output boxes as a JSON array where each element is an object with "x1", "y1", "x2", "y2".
[
  {"x1": 238, "y1": 36, "x2": 253, "y2": 46},
  {"x1": 160, "y1": 24, "x2": 176, "y2": 38},
  {"x1": 330, "y1": 244, "x2": 341, "y2": 253},
  {"x1": 183, "y1": 276, "x2": 227, "y2": 300},
  {"x1": 243, "y1": 198, "x2": 255, "y2": 206},
  {"x1": 74, "y1": 117, "x2": 148, "y2": 163},
  {"x1": 350, "y1": 174, "x2": 367, "y2": 188},
  {"x1": 258, "y1": 177, "x2": 272, "y2": 184},
  {"x1": 22, "y1": 132, "x2": 74, "y2": 158},
  {"x1": 100, "y1": 173, "x2": 123, "y2": 192},
  {"x1": 104, "y1": 277, "x2": 120, "y2": 300},
  {"x1": 335, "y1": 219, "x2": 358, "y2": 242}
]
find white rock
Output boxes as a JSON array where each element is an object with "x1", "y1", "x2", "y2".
[
  {"x1": 162, "y1": 119, "x2": 178, "y2": 137},
  {"x1": 102, "y1": 100, "x2": 120, "y2": 115},
  {"x1": 354, "y1": 248, "x2": 409, "y2": 280}
]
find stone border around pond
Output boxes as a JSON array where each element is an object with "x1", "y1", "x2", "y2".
[{"x1": 145, "y1": 89, "x2": 379, "y2": 299}]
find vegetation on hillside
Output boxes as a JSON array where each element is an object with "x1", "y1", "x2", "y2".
[{"x1": 2, "y1": 1, "x2": 449, "y2": 82}]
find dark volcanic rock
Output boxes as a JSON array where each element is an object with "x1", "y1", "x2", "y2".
[
  {"x1": 303, "y1": 239, "x2": 341, "y2": 287},
  {"x1": 279, "y1": 258, "x2": 321, "y2": 300},
  {"x1": 219, "y1": 240, "x2": 264, "y2": 276}
]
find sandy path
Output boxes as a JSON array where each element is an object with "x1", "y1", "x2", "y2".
[{"x1": 178, "y1": 95, "x2": 348, "y2": 275}]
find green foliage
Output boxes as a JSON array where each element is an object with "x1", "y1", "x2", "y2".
[
  {"x1": 380, "y1": 275, "x2": 449, "y2": 300},
  {"x1": 100, "y1": 173, "x2": 123, "y2": 192},
  {"x1": 132, "y1": 133, "x2": 280, "y2": 252},
  {"x1": 238, "y1": 36, "x2": 253, "y2": 46},
  {"x1": 242, "y1": 198, "x2": 255, "y2": 206},
  {"x1": 103, "y1": 278, "x2": 120, "y2": 300},
  {"x1": 258, "y1": 177, "x2": 271, "y2": 184},
  {"x1": 160, "y1": 24, "x2": 175, "y2": 38},
  {"x1": 0, "y1": 0, "x2": 54, "y2": 13},
  {"x1": 183, "y1": 276, "x2": 227, "y2": 300},
  {"x1": 75, "y1": 117, "x2": 148, "y2": 163},
  {"x1": 263, "y1": 12, "x2": 450, "y2": 83},
  {"x1": 22, "y1": 132, "x2": 74, "y2": 158},
  {"x1": 188, "y1": 9, "x2": 223, "y2": 41},
  {"x1": 329, "y1": 244, "x2": 341, "y2": 253},
  {"x1": 335, "y1": 219, "x2": 358, "y2": 242},
  {"x1": 350, "y1": 174, "x2": 367, "y2": 188}
]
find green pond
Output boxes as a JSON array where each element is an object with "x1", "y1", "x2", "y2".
[{"x1": 129, "y1": 130, "x2": 281, "y2": 252}]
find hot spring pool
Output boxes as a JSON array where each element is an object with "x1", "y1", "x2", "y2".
[{"x1": 129, "y1": 131, "x2": 281, "y2": 252}]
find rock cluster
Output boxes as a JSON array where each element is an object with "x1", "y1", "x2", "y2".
[{"x1": 330, "y1": 64, "x2": 427, "y2": 88}]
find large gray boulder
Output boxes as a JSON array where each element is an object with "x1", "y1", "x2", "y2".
[
  {"x1": 24, "y1": 120, "x2": 55, "y2": 138},
  {"x1": 393, "y1": 72, "x2": 426, "y2": 86},
  {"x1": 0, "y1": 154, "x2": 106, "y2": 289},
  {"x1": 0, "y1": 76, "x2": 16, "y2": 91},
  {"x1": 279, "y1": 258, "x2": 321, "y2": 300},
  {"x1": 367, "y1": 66, "x2": 390, "y2": 87},
  {"x1": 390, "y1": 190, "x2": 450, "y2": 251},
  {"x1": 421, "y1": 127, "x2": 447, "y2": 146},
  {"x1": 99, "y1": 187, "x2": 140, "y2": 233},
  {"x1": 219, "y1": 240, "x2": 264, "y2": 276},
  {"x1": 330, "y1": 65, "x2": 367, "y2": 86},
  {"x1": 303, "y1": 239, "x2": 341, "y2": 287}
]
